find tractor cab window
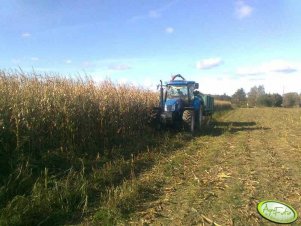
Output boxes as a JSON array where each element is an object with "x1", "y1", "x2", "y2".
[
  {"x1": 166, "y1": 85, "x2": 188, "y2": 99},
  {"x1": 188, "y1": 85, "x2": 195, "y2": 99}
]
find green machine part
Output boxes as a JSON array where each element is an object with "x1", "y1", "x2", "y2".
[{"x1": 200, "y1": 94, "x2": 214, "y2": 115}]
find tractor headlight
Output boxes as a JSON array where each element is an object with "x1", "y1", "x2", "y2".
[
  {"x1": 171, "y1": 104, "x2": 176, "y2": 111},
  {"x1": 165, "y1": 104, "x2": 176, "y2": 111}
]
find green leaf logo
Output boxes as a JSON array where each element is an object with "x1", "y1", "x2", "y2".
[{"x1": 257, "y1": 200, "x2": 298, "y2": 224}]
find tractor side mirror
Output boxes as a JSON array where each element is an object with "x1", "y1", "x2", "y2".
[{"x1": 195, "y1": 83, "x2": 199, "y2": 89}]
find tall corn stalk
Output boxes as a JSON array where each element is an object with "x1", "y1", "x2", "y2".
[{"x1": 0, "y1": 70, "x2": 158, "y2": 177}]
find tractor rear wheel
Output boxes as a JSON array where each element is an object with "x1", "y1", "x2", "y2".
[
  {"x1": 197, "y1": 110, "x2": 203, "y2": 130},
  {"x1": 182, "y1": 110, "x2": 195, "y2": 132}
]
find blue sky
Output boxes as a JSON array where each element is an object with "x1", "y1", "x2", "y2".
[{"x1": 1, "y1": 0, "x2": 301, "y2": 95}]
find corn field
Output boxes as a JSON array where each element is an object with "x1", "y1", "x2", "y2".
[
  {"x1": 0, "y1": 70, "x2": 158, "y2": 157},
  {"x1": 214, "y1": 100, "x2": 232, "y2": 111}
]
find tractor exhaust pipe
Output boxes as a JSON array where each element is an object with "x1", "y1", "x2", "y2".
[{"x1": 159, "y1": 80, "x2": 164, "y2": 109}]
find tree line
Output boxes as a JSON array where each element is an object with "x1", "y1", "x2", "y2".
[{"x1": 213, "y1": 86, "x2": 301, "y2": 108}]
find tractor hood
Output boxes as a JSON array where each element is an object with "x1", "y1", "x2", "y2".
[
  {"x1": 165, "y1": 98, "x2": 184, "y2": 111},
  {"x1": 165, "y1": 98, "x2": 178, "y2": 106}
]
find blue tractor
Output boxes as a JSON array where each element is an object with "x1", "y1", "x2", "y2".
[{"x1": 151, "y1": 74, "x2": 214, "y2": 132}]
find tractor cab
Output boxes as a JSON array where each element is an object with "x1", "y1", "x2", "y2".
[{"x1": 163, "y1": 74, "x2": 199, "y2": 112}]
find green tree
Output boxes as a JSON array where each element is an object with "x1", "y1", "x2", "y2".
[
  {"x1": 232, "y1": 88, "x2": 247, "y2": 107},
  {"x1": 283, "y1": 92, "x2": 300, "y2": 107},
  {"x1": 271, "y1": 93, "x2": 283, "y2": 107},
  {"x1": 257, "y1": 94, "x2": 272, "y2": 107},
  {"x1": 256, "y1": 93, "x2": 283, "y2": 107},
  {"x1": 247, "y1": 85, "x2": 265, "y2": 107}
]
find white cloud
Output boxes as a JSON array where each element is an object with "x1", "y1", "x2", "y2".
[
  {"x1": 196, "y1": 58, "x2": 223, "y2": 70},
  {"x1": 261, "y1": 60, "x2": 298, "y2": 73},
  {"x1": 236, "y1": 67, "x2": 262, "y2": 76},
  {"x1": 189, "y1": 74, "x2": 247, "y2": 95},
  {"x1": 88, "y1": 70, "x2": 300, "y2": 95},
  {"x1": 165, "y1": 27, "x2": 174, "y2": 34},
  {"x1": 191, "y1": 72, "x2": 301, "y2": 96},
  {"x1": 263, "y1": 73, "x2": 301, "y2": 94},
  {"x1": 235, "y1": 1, "x2": 253, "y2": 19},
  {"x1": 21, "y1": 32, "x2": 31, "y2": 38},
  {"x1": 65, "y1": 59, "x2": 72, "y2": 64},
  {"x1": 236, "y1": 60, "x2": 300, "y2": 76},
  {"x1": 108, "y1": 64, "x2": 131, "y2": 71}
]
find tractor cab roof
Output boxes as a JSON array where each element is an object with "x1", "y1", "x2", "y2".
[
  {"x1": 165, "y1": 74, "x2": 198, "y2": 88},
  {"x1": 167, "y1": 80, "x2": 196, "y2": 86}
]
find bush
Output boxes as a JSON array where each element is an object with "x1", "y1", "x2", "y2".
[
  {"x1": 256, "y1": 94, "x2": 282, "y2": 107},
  {"x1": 283, "y1": 92, "x2": 300, "y2": 107},
  {"x1": 270, "y1": 93, "x2": 283, "y2": 107},
  {"x1": 231, "y1": 88, "x2": 247, "y2": 107},
  {"x1": 257, "y1": 95, "x2": 273, "y2": 107}
]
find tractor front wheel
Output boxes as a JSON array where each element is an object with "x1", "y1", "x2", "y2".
[{"x1": 182, "y1": 110, "x2": 195, "y2": 132}]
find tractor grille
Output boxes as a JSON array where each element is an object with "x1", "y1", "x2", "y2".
[{"x1": 166, "y1": 105, "x2": 173, "y2": 111}]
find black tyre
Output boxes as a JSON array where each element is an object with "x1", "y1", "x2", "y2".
[
  {"x1": 207, "y1": 114, "x2": 213, "y2": 126},
  {"x1": 150, "y1": 108, "x2": 162, "y2": 130},
  {"x1": 197, "y1": 110, "x2": 203, "y2": 130},
  {"x1": 182, "y1": 110, "x2": 195, "y2": 132}
]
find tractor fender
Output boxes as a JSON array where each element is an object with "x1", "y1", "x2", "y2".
[
  {"x1": 183, "y1": 107, "x2": 194, "y2": 110},
  {"x1": 192, "y1": 97, "x2": 201, "y2": 111}
]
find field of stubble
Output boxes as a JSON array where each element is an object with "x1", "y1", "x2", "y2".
[{"x1": 125, "y1": 108, "x2": 301, "y2": 226}]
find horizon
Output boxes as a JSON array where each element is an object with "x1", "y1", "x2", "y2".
[{"x1": 1, "y1": 0, "x2": 301, "y2": 95}]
